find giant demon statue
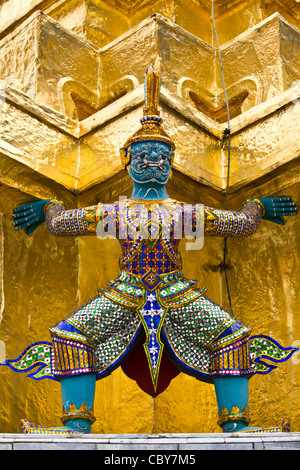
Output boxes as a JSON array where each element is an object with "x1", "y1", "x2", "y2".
[{"x1": 3, "y1": 66, "x2": 298, "y2": 434}]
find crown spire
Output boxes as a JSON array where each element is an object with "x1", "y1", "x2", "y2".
[
  {"x1": 143, "y1": 64, "x2": 160, "y2": 117},
  {"x1": 120, "y1": 65, "x2": 175, "y2": 169}
]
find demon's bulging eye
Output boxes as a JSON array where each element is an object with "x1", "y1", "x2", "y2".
[{"x1": 158, "y1": 152, "x2": 170, "y2": 162}]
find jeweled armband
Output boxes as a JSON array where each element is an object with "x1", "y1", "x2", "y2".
[
  {"x1": 45, "y1": 203, "x2": 100, "y2": 237},
  {"x1": 45, "y1": 202, "x2": 111, "y2": 237},
  {"x1": 245, "y1": 198, "x2": 265, "y2": 216},
  {"x1": 43, "y1": 200, "x2": 66, "y2": 214},
  {"x1": 204, "y1": 202, "x2": 262, "y2": 237}
]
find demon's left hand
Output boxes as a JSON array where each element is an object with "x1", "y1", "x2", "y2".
[{"x1": 258, "y1": 196, "x2": 298, "y2": 225}]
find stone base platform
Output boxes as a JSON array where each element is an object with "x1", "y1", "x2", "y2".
[{"x1": 1, "y1": 432, "x2": 300, "y2": 451}]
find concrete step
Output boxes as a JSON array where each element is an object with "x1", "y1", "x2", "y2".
[{"x1": 0, "y1": 432, "x2": 300, "y2": 451}]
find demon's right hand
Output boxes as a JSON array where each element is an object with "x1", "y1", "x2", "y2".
[{"x1": 12, "y1": 200, "x2": 51, "y2": 235}]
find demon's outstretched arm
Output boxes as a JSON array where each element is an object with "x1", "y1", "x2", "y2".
[
  {"x1": 12, "y1": 199, "x2": 109, "y2": 236},
  {"x1": 204, "y1": 197, "x2": 298, "y2": 237},
  {"x1": 44, "y1": 201, "x2": 100, "y2": 236}
]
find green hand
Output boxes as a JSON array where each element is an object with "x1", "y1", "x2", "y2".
[
  {"x1": 12, "y1": 200, "x2": 50, "y2": 234},
  {"x1": 258, "y1": 196, "x2": 298, "y2": 225}
]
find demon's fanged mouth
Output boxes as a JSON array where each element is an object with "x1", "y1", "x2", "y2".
[{"x1": 137, "y1": 161, "x2": 167, "y2": 171}]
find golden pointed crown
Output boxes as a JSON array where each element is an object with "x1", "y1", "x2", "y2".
[{"x1": 120, "y1": 65, "x2": 175, "y2": 168}]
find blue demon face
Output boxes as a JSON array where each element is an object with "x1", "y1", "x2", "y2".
[{"x1": 128, "y1": 142, "x2": 173, "y2": 185}]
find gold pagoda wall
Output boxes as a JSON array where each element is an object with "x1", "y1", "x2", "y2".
[{"x1": 0, "y1": 0, "x2": 299, "y2": 433}]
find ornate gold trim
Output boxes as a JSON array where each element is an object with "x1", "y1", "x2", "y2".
[
  {"x1": 204, "y1": 208, "x2": 218, "y2": 233},
  {"x1": 217, "y1": 404, "x2": 250, "y2": 427},
  {"x1": 245, "y1": 199, "x2": 265, "y2": 216},
  {"x1": 44, "y1": 200, "x2": 65, "y2": 215},
  {"x1": 61, "y1": 403, "x2": 96, "y2": 425}
]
